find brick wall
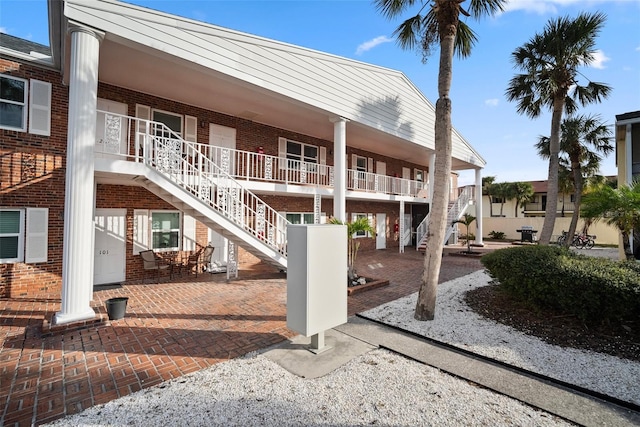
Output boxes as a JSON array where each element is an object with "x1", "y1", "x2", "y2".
[
  {"x1": 0, "y1": 57, "x2": 69, "y2": 297},
  {"x1": 1, "y1": 61, "x2": 433, "y2": 297}
]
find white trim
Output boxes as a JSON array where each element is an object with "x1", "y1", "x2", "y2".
[
  {"x1": 0, "y1": 73, "x2": 28, "y2": 132},
  {"x1": 0, "y1": 209, "x2": 25, "y2": 263},
  {"x1": 25, "y1": 208, "x2": 48, "y2": 263},
  {"x1": 183, "y1": 214, "x2": 196, "y2": 251},
  {"x1": 133, "y1": 209, "x2": 149, "y2": 254},
  {"x1": 150, "y1": 210, "x2": 182, "y2": 251},
  {"x1": 184, "y1": 115, "x2": 197, "y2": 142},
  {"x1": 28, "y1": 79, "x2": 52, "y2": 136}
]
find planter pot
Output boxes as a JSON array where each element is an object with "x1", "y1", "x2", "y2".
[{"x1": 105, "y1": 297, "x2": 129, "y2": 320}]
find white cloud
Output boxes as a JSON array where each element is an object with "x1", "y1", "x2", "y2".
[
  {"x1": 0, "y1": 27, "x2": 7, "y2": 34},
  {"x1": 590, "y1": 49, "x2": 610, "y2": 69},
  {"x1": 356, "y1": 36, "x2": 393, "y2": 55},
  {"x1": 485, "y1": 99, "x2": 499, "y2": 107},
  {"x1": 636, "y1": 45, "x2": 640, "y2": 52},
  {"x1": 502, "y1": 0, "x2": 615, "y2": 15}
]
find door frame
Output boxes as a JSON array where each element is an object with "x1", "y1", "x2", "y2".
[
  {"x1": 376, "y1": 213, "x2": 386, "y2": 249},
  {"x1": 94, "y1": 208, "x2": 127, "y2": 285}
]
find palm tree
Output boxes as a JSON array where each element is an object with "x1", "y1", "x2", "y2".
[
  {"x1": 512, "y1": 181, "x2": 534, "y2": 217},
  {"x1": 452, "y1": 213, "x2": 476, "y2": 254},
  {"x1": 375, "y1": 0, "x2": 507, "y2": 320},
  {"x1": 535, "y1": 114, "x2": 613, "y2": 246},
  {"x1": 581, "y1": 181, "x2": 640, "y2": 260},
  {"x1": 494, "y1": 182, "x2": 514, "y2": 217},
  {"x1": 505, "y1": 12, "x2": 611, "y2": 245},
  {"x1": 482, "y1": 176, "x2": 497, "y2": 217},
  {"x1": 329, "y1": 217, "x2": 376, "y2": 281}
]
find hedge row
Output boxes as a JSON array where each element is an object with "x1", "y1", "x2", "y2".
[{"x1": 480, "y1": 245, "x2": 640, "y2": 325}]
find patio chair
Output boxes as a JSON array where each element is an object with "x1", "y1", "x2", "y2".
[
  {"x1": 140, "y1": 250, "x2": 172, "y2": 283},
  {"x1": 185, "y1": 245, "x2": 215, "y2": 278}
]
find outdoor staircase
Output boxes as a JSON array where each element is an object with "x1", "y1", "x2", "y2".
[
  {"x1": 416, "y1": 187, "x2": 473, "y2": 252},
  {"x1": 131, "y1": 120, "x2": 289, "y2": 271}
]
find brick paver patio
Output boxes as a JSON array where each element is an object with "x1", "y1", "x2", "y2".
[{"x1": 1, "y1": 243, "x2": 506, "y2": 426}]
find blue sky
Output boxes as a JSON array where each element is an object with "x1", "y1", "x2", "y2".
[{"x1": 1, "y1": 0, "x2": 638, "y2": 186}]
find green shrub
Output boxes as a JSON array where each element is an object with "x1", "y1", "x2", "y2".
[
  {"x1": 481, "y1": 246, "x2": 640, "y2": 325},
  {"x1": 488, "y1": 230, "x2": 505, "y2": 240}
]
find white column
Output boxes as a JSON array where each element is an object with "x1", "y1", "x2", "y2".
[
  {"x1": 625, "y1": 123, "x2": 633, "y2": 185},
  {"x1": 625, "y1": 124, "x2": 633, "y2": 254},
  {"x1": 428, "y1": 153, "x2": 436, "y2": 202},
  {"x1": 474, "y1": 168, "x2": 484, "y2": 246},
  {"x1": 54, "y1": 26, "x2": 103, "y2": 325},
  {"x1": 399, "y1": 201, "x2": 405, "y2": 253},
  {"x1": 331, "y1": 117, "x2": 348, "y2": 222}
]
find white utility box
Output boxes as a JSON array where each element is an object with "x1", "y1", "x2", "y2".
[{"x1": 286, "y1": 224, "x2": 347, "y2": 337}]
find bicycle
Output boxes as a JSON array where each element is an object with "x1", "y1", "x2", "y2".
[
  {"x1": 557, "y1": 231, "x2": 568, "y2": 245},
  {"x1": 570, "y1": 233, "x2": 596, "y2": 249}
]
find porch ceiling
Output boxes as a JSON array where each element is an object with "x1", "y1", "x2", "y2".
[{"x1": 90, "y1": 37, "x2": 469, "y2": 170}]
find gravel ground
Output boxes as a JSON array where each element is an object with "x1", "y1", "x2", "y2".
[
  {"x1": 363, "y1": 269, "x2": 640, "y2": 407},
  {"x1": 41, "y1": 272, "x2": 598, "y2": 427},
  {"x1": 44, "y1": 349, "x2": 571, "y2": 427}
]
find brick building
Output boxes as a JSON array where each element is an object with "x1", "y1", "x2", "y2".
[{"x1": 0, "y1": 0, "x2": 485, "y2": 324}]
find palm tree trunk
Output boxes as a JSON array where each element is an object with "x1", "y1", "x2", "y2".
[
  {"x1": 565, "y1": 160, "x2": 583, "y2": 247},
  {"x1": 539, "y1": 96, "x2": 564, "y2": 244},
  {"x1": 415, "y1": 19, "x2": 455, "y2": 321},
  {"x1": 622, "y1": 232, "x2": 635, "y2": 260}
]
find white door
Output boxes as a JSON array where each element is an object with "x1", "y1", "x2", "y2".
[
  {"x1": 209, "y1": 123, "x2": 237, "y2": 175},
  {"x1": 403, "y1": 213, "x2": 412, "y2": 247},
  {"x1": 376, "y1": 213, "x2": 386, "y2": 249},
  {"x1": 94, "y1": 209, "x2": 127, "y2": 285},
  {"x1": 96, "y1": 99, "x2": 128, "y2": 158},
  {"x1": 376, "y1": 161, "x2": 386, "y2": 192},
  {"x1": 208, "y1": 229, "x2": 228, "y2": 272}
]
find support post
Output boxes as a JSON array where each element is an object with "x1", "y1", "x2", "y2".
[
  {"x1": 475, "y1": 168, "x2": 484, "y2": 246},
  {"x1": 331, "y1": 117, "x2": 348, "y2": 222},
  {"x1": 54, "y1": 25, "x2": 103, "y2": 325}
]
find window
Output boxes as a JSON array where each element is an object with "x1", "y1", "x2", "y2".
[
  {"x1": 414, "y1": 169, "x2": 423, "y2": 182},
  {"x1": 286, "y1": 213, "x2": 315, "y2": 225},
  {"x1": 152, "y1": 109, "x2": 183, "y2": 137},
  {"x1": 491, "y1": 196, "x2": 504, "y2": 204},
  {"x1": 0, "y1": 210, "x2": 24, "y2": 262},
  {"x1": 151, "y1": 211, "x2": 181, "y2": 251},
  {"x1": 351, "y1": 213, "x2": 372, "y2": 238},
  {"x1": 286, "y1": 140, "x2": 318, "y2": 164},
  {"x1": 354, "y1": 155, "x2": 367, "y2": 173},
  {"x1": 0, "y1": 74, "x2": 28, "y2": 131},
  {"x1": 0, "y1": 208, "x2": 48, "y2": 263}
]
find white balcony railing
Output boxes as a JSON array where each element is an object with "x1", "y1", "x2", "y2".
[{"x1": 94, "y1": 110, "x2": 429, "y2": 199}]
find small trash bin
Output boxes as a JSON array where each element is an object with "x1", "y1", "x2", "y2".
[{"x1": 105, "y1": 297, "x2": 129, "y2": 320}]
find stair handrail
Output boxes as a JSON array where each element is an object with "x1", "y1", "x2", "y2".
[
  {"x1": 442, "y1": 187, "x2": 473, "y2": 244},
  {"x1": 134, "y1": 117, "x2": 289, "y2": 257},
  {"x1": 415, "y1": 186, "x2": 474, "y2": 249}
]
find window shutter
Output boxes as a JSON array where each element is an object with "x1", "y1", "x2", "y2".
[
  {"x1": 29, "y1": 80, "x2": 51, "y2": 136},
  {"x1": 135, "y1": 105, "x2": 151, "y2": 154},
  {"x1": 25, "y1": 208, "x2": 48, "y2": 263},
  {"x1": 319, "y1": 147, "x2": 327, "y2": 176},
  {"x1": 278, "y1": 137, "x2": 287, "y2": 170},
  {"x1": 135, "y1": 104, "x2": 150, "y2": 120},
  {"x1": 133, "y1": 209, "x2": 149, "y2": 254},
  {"x1": 184, "y1": 115, "x2": 197, "y2": 143},
  {"x1": 351, "y1": 154, "x2": 357, "y2": 170},
  {"x1": 183, "y1": 214, "x2": 196, "y2": 251},
  {"x1": 368, "y1": 158, "x2": 373, "y2": 173},
  {"x1": 367, "y1": 213, "x2": 374, "y2": 237}
]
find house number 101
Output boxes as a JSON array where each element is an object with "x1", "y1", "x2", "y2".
[{"x1": 99, "y1": 250, "x2": 109, "y2": 255}]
